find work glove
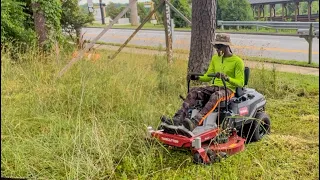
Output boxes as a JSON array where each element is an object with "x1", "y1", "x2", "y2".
[
  {"x1": 190, "y1": 74, "x2": 199, "y2": 80},
  {"x1": 215, "y1": 72, "x2": 229, "y2": 82}
]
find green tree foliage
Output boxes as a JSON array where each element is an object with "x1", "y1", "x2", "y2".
[
  {"x1": 106, "y1": 2, "x2": 147, "y2": 22},
  {"x1": 1, "y1": 0, "x2": 35, "y2": 45},
  {"x1": 152, "y1": 0, "x2": 253, "y2": 26},
  {"x1": 118, "y1": 6, "x2": 130, "y2": 19},
  {"x1": 152, "y1": 0, "x2": 191, "y2": 27},
  {"x1": 61, "y1": 0, "x2": 94, "y2": 44},
  {"x1": 311, "y1": 1, "x2": 319, "y2": 14},
  {"x1": 31, "y1": 0, "x2": 62, "y2": 48},
  {"x1": 171, "y1": 0, "x2": 191, "y2": 28},
  {"x1": 152, "y1": 0, "x2": 164, "y2": 23},
  {"x1": 138, "y1": 2, "x2": 148, "y2": 21},
  {"x1": 217, "y1": 0, "x2": 253, "y2": 21},
  {"x1": 106, "y1": 2, "x2": 122, "y2": 19},
  {"x1": 2, "y1": 0, "x2": 92, "y2": 51}
]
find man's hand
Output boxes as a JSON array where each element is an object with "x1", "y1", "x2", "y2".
[
  {"x1": 215, "y1": 72, "x2": 229, "y2": 82},
  {"x1": 190, "y1": 74, "x2": 199, "y2": 80}
]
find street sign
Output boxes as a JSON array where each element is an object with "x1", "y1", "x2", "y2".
[
  {"x1": 87, "y1": 0, "x2": 94, "y2": 13},
  {"x1": 87, "y1": 0, "x2": 93, "y2": 7}
]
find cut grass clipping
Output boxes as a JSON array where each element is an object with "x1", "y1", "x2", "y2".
[{"x1": 1, "y1": 46, "x2": 319, "y2": 179}]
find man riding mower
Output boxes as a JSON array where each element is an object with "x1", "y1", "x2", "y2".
[
  {"x1": 147, "y1": 33, "x2": 271, "y2": 164},
  {"x1": 162, "y1": 33, "x2": 245, "y2": 132}
]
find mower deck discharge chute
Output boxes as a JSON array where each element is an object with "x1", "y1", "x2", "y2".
[{"x1": 147, "y1": 67, "x2": 271, "y2": 164}]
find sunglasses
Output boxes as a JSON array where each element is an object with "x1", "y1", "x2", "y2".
[{"x1": 214, "y1": 44, "x2": 225, "y2": 49}]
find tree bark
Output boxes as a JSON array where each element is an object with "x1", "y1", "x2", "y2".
[
  {"x1": 188, "y1": 0, "x2": 216, "y2": 74},
  {"x1": 130, "y1": 0, "x2": 139, "y2": 26},
  {"x1": 75, "y1": 27, "x2": 83, "y2": 49},
  {"x1": 31, "y1": 2, "x2": 47, "y2": 47}
]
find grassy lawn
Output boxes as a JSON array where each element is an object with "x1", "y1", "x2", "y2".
[
  {"x1": 1, "y1": 46, "x2": 319, "y2": 179},
  {"x1": 85, "y1": 22, "x2": 298, "y2": 35},
  {"x1": 94, "y1": 41, "x2": 319, "y2": 68},
  {"x1": 243, "y1": 56, "x2": 319, "y2": 68}
]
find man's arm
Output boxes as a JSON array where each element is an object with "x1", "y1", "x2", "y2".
[
  {"x1": 198, "y1": 57, "x2": 215, "y2": 82},
  {"x1": 228, "y1": 60, "x2": 245, "y2": 87}
]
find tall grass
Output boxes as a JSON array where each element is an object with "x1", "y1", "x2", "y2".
[{"x1": 1, "y1": 45, "x2": 319, "y2": 179}]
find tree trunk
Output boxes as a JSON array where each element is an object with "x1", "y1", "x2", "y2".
[
  {"x1": 31, "y1": 2, "x2": 47, "y2": 47},
  {"x1": 188, "y1": 0, "x2": 216, "y2": 74},
  {"x1": 75, "y1": 27, "x2": 83, "y2": 49},
  {"x1": 130, "y1": 0, "x2": 139, "y2": 26}
]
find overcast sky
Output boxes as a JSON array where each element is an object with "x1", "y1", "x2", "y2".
[{"x1": 79, "y1": 0, "x2": 149, "y2": 5}]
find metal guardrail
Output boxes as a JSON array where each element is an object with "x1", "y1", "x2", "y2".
[
  {"x1": 217, "y1": 21, "x2": 318, "y2": 64},
  {"x1": 217, "y1": 21, "x2": 319, "y2": 30}
]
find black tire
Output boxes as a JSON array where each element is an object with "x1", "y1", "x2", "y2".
[
  {"x1": 206, "y1": 149, "x2": 216, "y2": 164},
  {"x1": 193, "y1": 149, "x2": 217, "y2": 165},
  {"x1": 193, "y1": 153, "x2": 203, "y2": 164},
  {"x1": 245, "y1": 112, "x2": 271, "y2": 143}
]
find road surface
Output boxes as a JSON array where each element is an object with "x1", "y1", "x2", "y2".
[{"x1": 82, "y1": 28, "x2": 319, "y2": 64}]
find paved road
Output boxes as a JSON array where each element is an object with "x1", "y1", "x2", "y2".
[{"x1": 83, "y1": 28, "x2": 319, "y2": 63}]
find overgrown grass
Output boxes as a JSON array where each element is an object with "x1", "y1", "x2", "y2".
[
  {"x1": 1, "y1": 46, "x2": 319, "y2": 179},
  {"x1": 243, "y1": 56, "x2": 319, "y2": 68},
  {"x1": 85, "y1": 22, "x2": 298, "y2": 35},
  {"x1": 94, "y1": 41, "x2": 319, "y2": 68}
]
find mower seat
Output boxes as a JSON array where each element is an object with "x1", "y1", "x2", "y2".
[{"x1": 235, "y1": 67, "x2": 250, "y2": 98}]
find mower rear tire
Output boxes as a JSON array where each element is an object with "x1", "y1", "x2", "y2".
[{"x1": 246, "y1": 112, "x2": 271, "y2": 143}]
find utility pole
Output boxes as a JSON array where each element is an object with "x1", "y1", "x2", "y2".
[
  {"x1": 164, "y1": 0, "x2": 173, "y2": 63},
  {"x1": 99, "y1": 0, "x2": 105, "y2": 24},
  {"x1": 130, "y1": 0, "x2": 139, "y2": 26},
  {"x1": 308, "y1": 23, "x2": 313, "y2": 64}
]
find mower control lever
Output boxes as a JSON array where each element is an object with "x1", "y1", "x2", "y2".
[
  {"x1": 186, "y1": 73, "x2": 228, "y2": 111},
  {"x1": 188, "y1": 73, "x2": 217, "y2": 78},
  {"x1": 207, "y1": 73, "x2": 217, "y2": 78},
  {"x1": 187, "y1": 73, "x2": 204, "y2": 93},
  {"x1": 207, "y1": 73, "x2": 229, "y2": 111},
  {"x1": 188, "y1": 73, "x2": 204, "y2": 77}
]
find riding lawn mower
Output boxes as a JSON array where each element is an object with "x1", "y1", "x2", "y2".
[{"x1": 146, "y1": 67, "x2": 271, "y2": 164}]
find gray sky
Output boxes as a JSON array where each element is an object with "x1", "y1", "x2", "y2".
[{"x1": 79, "y1": 0, "x2": 149, "y2": 5}]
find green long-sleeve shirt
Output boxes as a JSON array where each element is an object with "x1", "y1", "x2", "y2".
[{"x1": 199, "y1": 54, "x2": 245, "y2": 92}]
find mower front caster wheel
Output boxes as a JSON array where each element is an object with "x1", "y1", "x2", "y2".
[
  {"x1": 206, "y1": 149, "x2": 218, "y2": 164},
  {"x1": 193, "y1": 149, "x2": 217, "y2": 165},
  {"x1": 193, "y1": 153, "x2": 204, "y2": 164}
]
